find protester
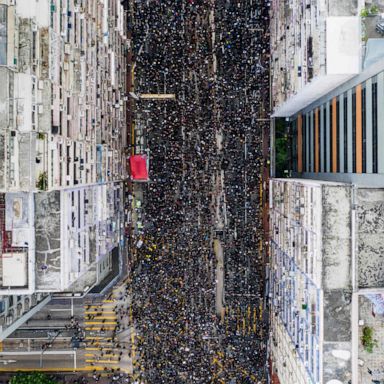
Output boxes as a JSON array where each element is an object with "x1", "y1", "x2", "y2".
[{"x1": 83, "y1": 0, "x2": 270, "y2": 382}]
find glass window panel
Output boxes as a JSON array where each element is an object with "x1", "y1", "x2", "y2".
[
  {"x1": 0, "y1": 5, "x2": 7, "y2": 66},
  {"x1": 352, "y1": 90, "x2": 356, "y2": 173},
  {"x1": 372, "y1": 80, "x2": 378, "y2": 173}
]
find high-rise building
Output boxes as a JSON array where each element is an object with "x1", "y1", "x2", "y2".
[
  {"x1": 269, "y1": 2, "x2": 384, "y2": 380},
  {"x1": 0, "y1": 0, "x2": 129, "y2": 339},
  {"x1": 270, "y1": 0, "x2": 384, "y2": 185},
  {"x1": 270, "y1": 0, "x2": 361, "y2": 117},
  {"x1": 269, "y1": 178, "x2": 384, "y2": 384}
]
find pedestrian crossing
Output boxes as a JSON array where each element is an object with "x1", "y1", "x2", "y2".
[
  {"x1": 81, "y1": 280, "x2": 143, "y2": 379},
  {"x1": 83, "y1": 300, "x2": 121, "y2": 372}
]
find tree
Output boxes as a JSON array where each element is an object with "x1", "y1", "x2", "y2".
[
  {"x1": 10, "y1": 372, "x2": 58, "y2": 384},
  {"x1": 36, "y1": 171, "x2": 48, "y2": 191},
  {"x1": 361, "y1": 326, "x2": 378, "y2": 353}
]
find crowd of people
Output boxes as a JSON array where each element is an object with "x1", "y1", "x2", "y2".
[
  {"x1": 130, "y1": 0, "x2": 271, "y2": 383},
  {"x1": 73, "y1": 0, "x2": 271, "y2": 383}
]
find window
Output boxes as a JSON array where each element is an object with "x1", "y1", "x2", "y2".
[
  {"x1": 303, "y1": 115, "x2": 306, "y2": 172},
  {"x1": 336, "y1": 99, "x2": 340, "y2": 172},
  {"x1": 372, "y1": 80, "x2": 378, "y2": 173},
  {"x1": 307, "y1": 112, "x2": 313, "y2": 172},
  {"x1": 344, "y1": 94, "x2": 348, "y2": 173},
  {"x1": 32, "y1": 31, "x2": 37, "y2": 60},
  {"x1": 78, "y1": 190, "x2": 81, "y2": 227},
  {"x1": 352, "y1": 89, "x2": 356, "y2": 173},
  {"x1": 66, "y1": 146, "x2": 70, "y2": 176},
  {"x1": 329, "y1": 103, "x2": 333, "y2": 172},
  {"x1": 323, "y1": 106, "x2": 327, "y2": 172},
  {"x1": 0, "y1": 5, "x2": 7, "y2": 65},
  {"x1": 319, "y1": 105, "x2": 323, "y2": 171},
  {"x1": 362, "y1": 86, "x2": 366, "y2": 173},
  {"x1": 293, "y1": 120, "x2": 297, "y2": 172}
]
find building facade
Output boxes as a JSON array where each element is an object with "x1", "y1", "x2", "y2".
[
  {"x1": 270, "y1": 0, "x2": 361, "y2": 117},
  {"x1": 0, "y1": 0, "x2": 129, "y2": 339},
  {"x1": 271, "y1": 0, "x2": 384, "y2": 187},
  {"x1": 269, "y1": 178, "x2": 384, "y2": 384},
  {"x1": 270, "y1": 178, "x2": 352, "y2": 384},
  {"x1": 290, "y1": 61, "x2": 384, "y2": 185}
]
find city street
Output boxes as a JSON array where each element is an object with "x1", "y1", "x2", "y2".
[
  {"x1": 0, "y1": 1, "x2": 271, "y2": 383},
  {"x1": 126, "y1": 0, "x2": 270, "y2": 382}
]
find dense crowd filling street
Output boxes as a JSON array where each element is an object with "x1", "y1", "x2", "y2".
[
  {"x1": 127, "y1": 0, "x2": 271, "y2": 383},
  {"x1": 44, "y1": 1, "x2": 271, "y2": 384}
]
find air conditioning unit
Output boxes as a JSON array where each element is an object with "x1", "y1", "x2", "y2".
[
  {"x1": 67, "y1": 114, "x2": 72, "y2": 121},
  {"x1": 57, "y1": 137, "x2": 63, "y2": 144},
  {"x1": 63, "y1": 62, "x2": 69, "y2": 71},
  {"x1": 38, "y1": 105, "x2": 44, "y2": 114},
  {"x1": 66, "y1": 138, "x2": 72, "y2": 146},
  {"x1": 32, "y1": 24, "x2": 37, "y2": 32},
  {"x1": 38, "y1": 80, "x2": 44, "y2": 89}
]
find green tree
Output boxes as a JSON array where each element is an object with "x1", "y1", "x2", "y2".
[
  {"x1": 10, "y1": 372, "x2": 58, "y2": 384},
  {"x1": 361, "y1": 326, "x2": 378, "y2": 353},
  {"x1": 370, "y1": 5, "x2": 380, "y2": 15},
  {"x1": 360, "y1": 7, "x2": 369, "y2": 17},
  {"x1": 36, "y1": 171, "x2": 48, "y2": 191}
]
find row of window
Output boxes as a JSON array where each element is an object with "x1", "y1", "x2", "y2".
[{"x1": 293, "y1": 77, "x2": 379, "y2": 174}]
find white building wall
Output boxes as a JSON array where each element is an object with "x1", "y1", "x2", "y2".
[
  {"x1": 271, "y1": 315, "x2": 312, "y2": 384},
  {"x1": 0, "y1": 0, "x2": 127, "y2": 335},
  {"x1": 15, "y1": 0, "x2": 50, "y2": 27}
]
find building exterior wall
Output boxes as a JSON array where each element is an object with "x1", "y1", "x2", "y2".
[
  {"x1": 0, "y1": 0, "x2": 128, "y2": 338},
  {"x1": 357, "y1": 188, "x2": 384, "y2": 288},
  {"x1": 270, "y1": 179, "x2": 324, "y2": 384},
  {"x1": 269, "y1": 179, "x2": 355, "y2": 384},
  {"x1": 270, "y1": 0, "x2": 361, "y2": 117},
  {"x1": 291, "y1": 65, "x2": 384, "y2": 181}
]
